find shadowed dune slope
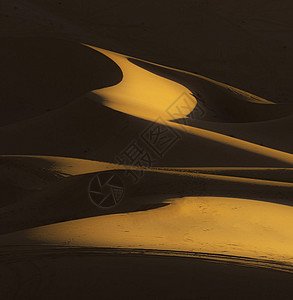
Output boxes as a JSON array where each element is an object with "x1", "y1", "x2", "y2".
[
  {"x1": 1, "y1": 41, "x2": 293, "y2": 168},
  {"x1": 130, "y1": 58, "x2": 293, "y2": 123},
  {"x1": 0, "y1": 37, "x2": 122, "y2": 126},
  {"x1": 1, "y1": 155, "x2": 293, "y2": 235},
  {"x1": 0, "y1": 154, "x2": 293, "y2": 270},
  {"x1": 2, "y1": 95, "x2": 293, "y2": 167},
  {"x1": 2, "y1": 247, "x2": 293, "y2": 299},
  {"x1": 128, "y1": 58, "x2": 293, "y2": 153}
]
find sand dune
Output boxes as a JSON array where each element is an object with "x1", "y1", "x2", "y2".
[
  {"x1": 1, "y1": 156, "x2": 293, "y2": 235},
  {"x1": 1, "y1": 7, "x2": 293, "y2": 297},
  {"x1": 3, "y1": 196, "x2": 293, "y2": 267},
  {"x1": 1, "y1": 41, "x2": 293, "y2": 169},
  {"x1": 1, "y1": 37, "x2": 293, "y2": 252},
  {"x1": 129, "y1": 57, "x2": 293, "y2": 122}
]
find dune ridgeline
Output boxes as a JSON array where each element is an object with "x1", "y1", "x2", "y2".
[{"x1": 1, "y1": 4, "x2": 293, "y2": 296}]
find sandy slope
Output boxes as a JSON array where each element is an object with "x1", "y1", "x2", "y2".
[
  {"x1": 1, "y1": 12, "x2": 293, "y2": 297},
  {"x1": 89, "y1": 45, "x2": 293, "y2": 167},
  {"x1": 129, "y1": 57, "x2": 293, "y2": 122},
  {"x1": 1, "y1": 38, "x2": 293, "y2": 254},
  {"x1": 1, "y1": 41, "x2": 293, "y2": 168},
  {"x1": 1, "y1": 155, "x2": 293, "y2": 259},
  {"x1": 2, "y1": 191, "x2": 293, "y2": 265}
]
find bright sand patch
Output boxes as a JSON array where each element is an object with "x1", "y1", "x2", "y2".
[{"x1": 2, "y1": 196, "x2": 293, "y2": 265}]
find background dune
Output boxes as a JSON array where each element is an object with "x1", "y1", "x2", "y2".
[
  {"x1": 1, "y1": 41, "x2": 293, "y2": 169},
  {"x1": 3, "y1": 0, "x2": 293, "y2": 102}
]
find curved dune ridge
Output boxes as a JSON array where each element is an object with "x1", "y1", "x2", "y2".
[
  {"x1": 3, "y1": 195, "x2": 293, "y2": 266},
  {"x1": 1, "y1": 37, "x2": 293, "y2": 297},
  {"x1": 1, "y1": 155, "x2": 293, "y2": 265},
  {"x1": 2, "y1": 40, "x2": 293, "y2": 167},
  {"x1": 128, "y1": 57, "x2": 293, "y2": 122}
]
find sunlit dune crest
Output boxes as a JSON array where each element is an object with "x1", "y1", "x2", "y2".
[
  {"x1": 85, "y1": 45, "x2": 293, "y2": 167},
  {"x1": 86, "y1": 45, "x2": 196, "y2": 122}
]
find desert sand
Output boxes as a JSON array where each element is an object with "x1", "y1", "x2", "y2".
[{"x1": 1, "y1": 1, "x2": 293, "y2": 299}]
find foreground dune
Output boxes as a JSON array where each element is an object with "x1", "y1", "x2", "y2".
[
  {"x1": 3, "y1": 195, "x2": 293, "y2": 268},
  {"x1": 2, "y1": 246, "x2": 293, "y2": 299},
  {"x1": 1, "y1": 154, "x2": 293, "y2": 267}
]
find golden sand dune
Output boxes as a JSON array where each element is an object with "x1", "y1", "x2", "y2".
[
  {"x1": 1, "y1": 155, "x2": 293, "y2": 262},
  {"x1": 3, "y1": 196, "x2": 293, "y2": 268},
  {"x1": 129, "y1": 57, "x2": 293, "y2": 122},
  {"x1": 1, "y1": 41, "x2": 293, "y2": 169},
  {"x1": 1, "y1": 32, "x2": 293, "y2": 298},
  {"x1": 1, "y1": 38, "x2": 293, "y2": 239}
]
